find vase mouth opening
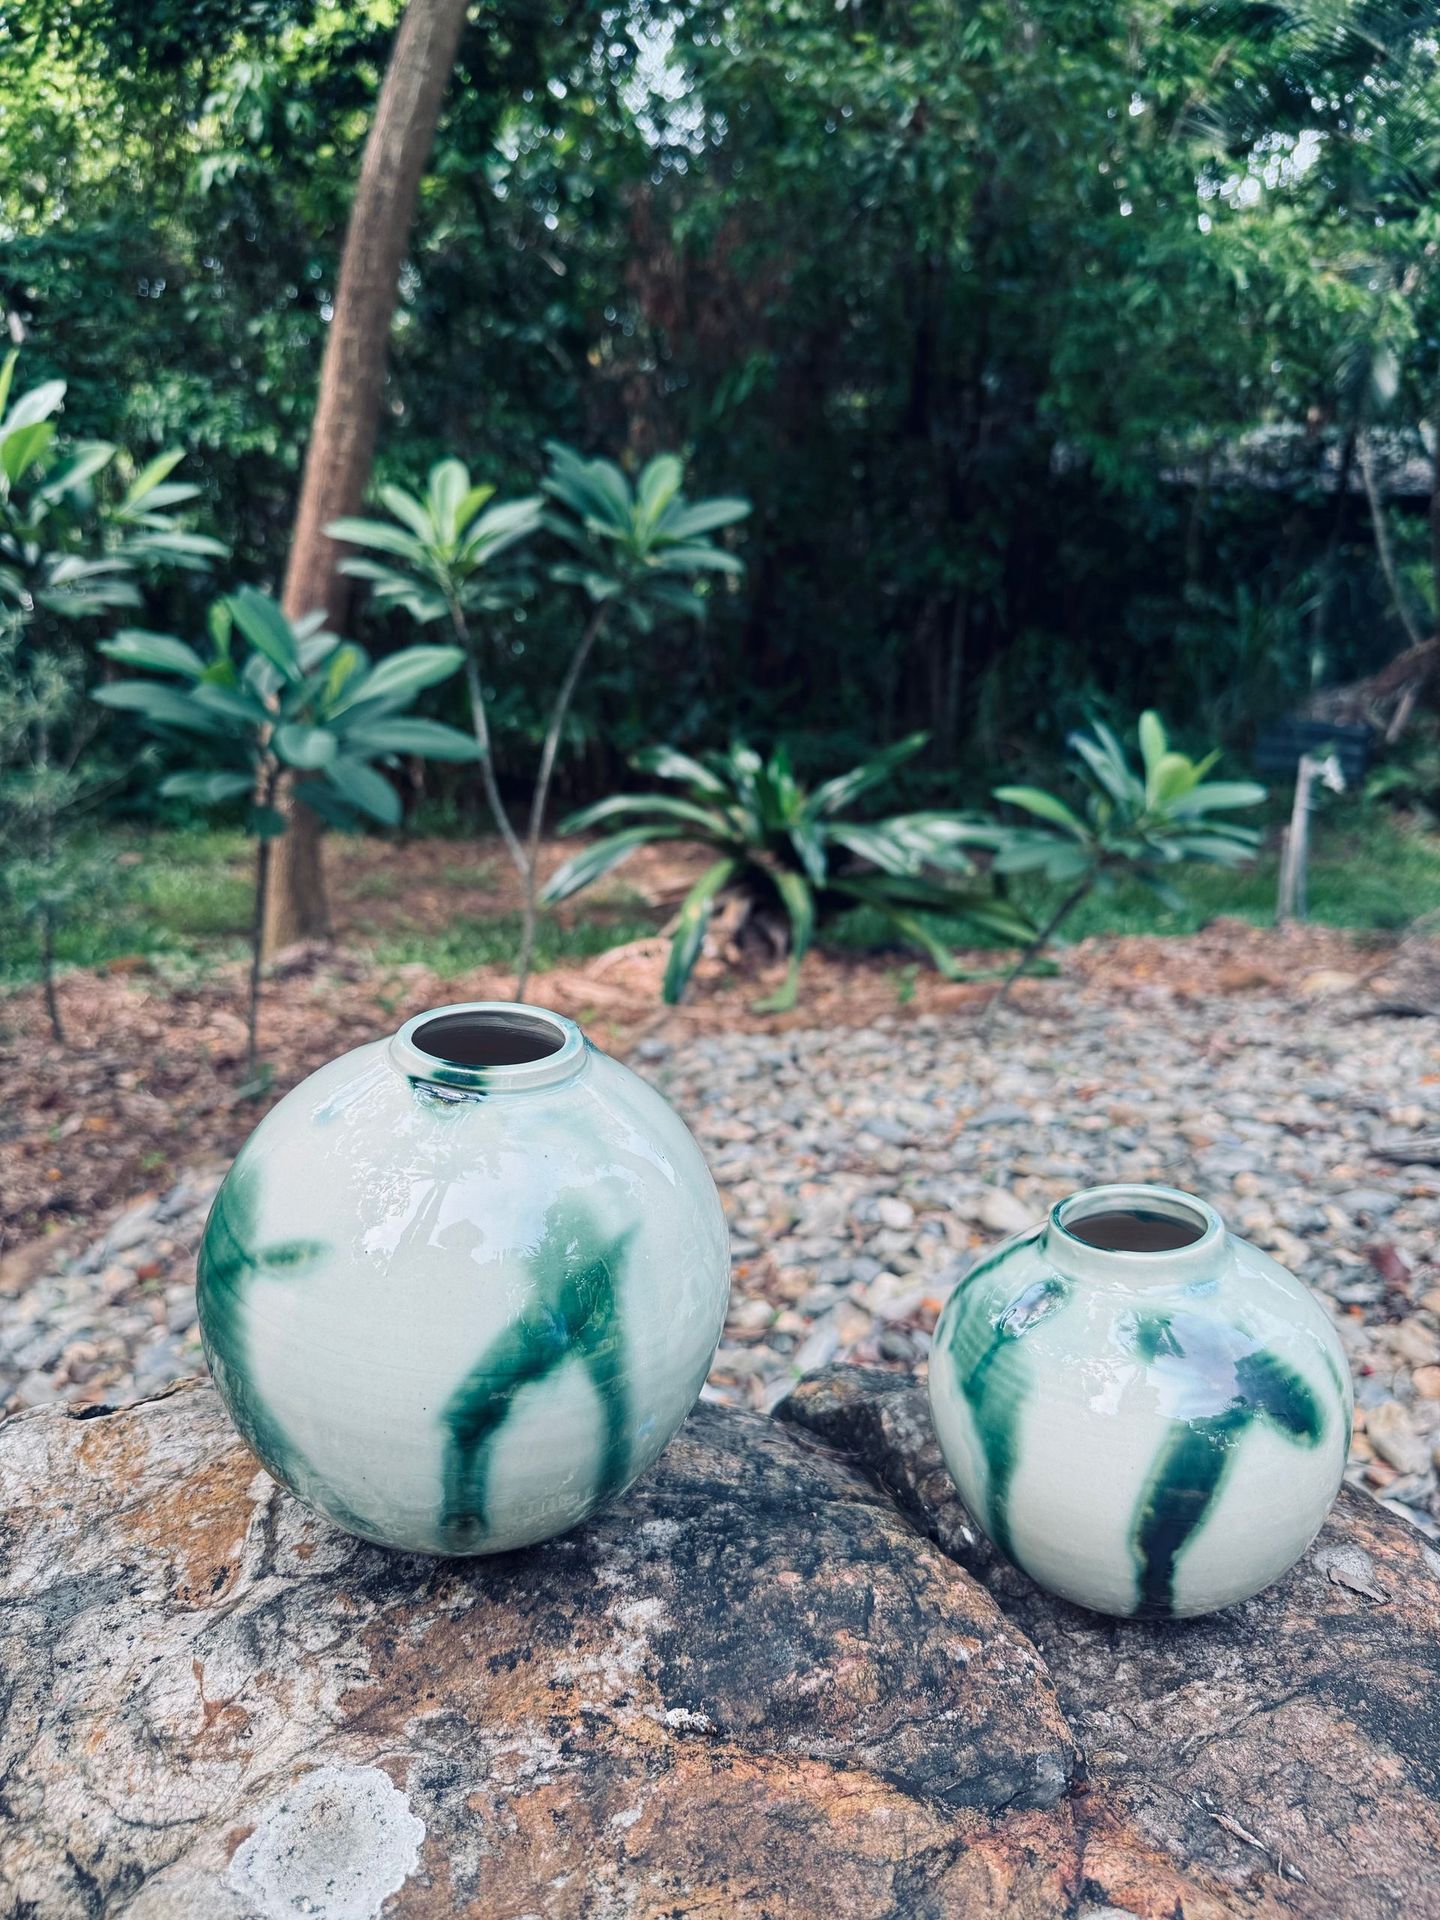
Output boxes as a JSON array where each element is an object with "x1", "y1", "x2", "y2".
[
  {"x1": 1047, "y1": 1184, "x2": 1222, "y2": 1280},
  {"x1": 389, "y1": 1001, "x2": 586, "y2": 1092}
]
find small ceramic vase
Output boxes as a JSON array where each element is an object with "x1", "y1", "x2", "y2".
[
  {"x1": 928, "y1": 1183, "x2": 1352, "y2": 1618},
  {"x1": 197, "y1": 1002, "x2": 730, "y2": 1554}
]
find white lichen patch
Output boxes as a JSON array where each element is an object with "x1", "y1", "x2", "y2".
[{"x1": 227, "y1": 1765, "x2": 424, "y2": 1920}]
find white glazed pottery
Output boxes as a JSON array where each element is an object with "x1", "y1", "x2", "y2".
[
  {"x1": 927, "y1": 1183, "x2": 1352, "y2": 1618},
  {"x1": 197, "y1": 1002, "x2": 730, "y2": 1554}
]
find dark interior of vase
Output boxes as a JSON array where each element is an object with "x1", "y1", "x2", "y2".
[
  {"x1": 1064, "y1": 1205, "x2": 1206, "y2": 1253},
  {"x1": 414, "y1": 1010, "x2": 564, "y2": 1068}
]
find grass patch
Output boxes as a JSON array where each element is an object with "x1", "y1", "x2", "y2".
[
  {"x1": 369, "y1": 908, "x2": 662, "y2": 974},
  {"x1": 0, "y1": 827, "x2": 252, "y2": 984},
  {"x1": 827, "y1": 804, "x2": 1440, "y2": 960},
  {"x1": 5, "y1": 804, "x2": 1436, "y2": 991}
]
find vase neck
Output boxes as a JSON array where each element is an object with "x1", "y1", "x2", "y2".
[
  {"x1": 1041, "y1": 1184, "x2": 1225, "y2": 1289},
  {"x1": 389, "y1": 1002, "x2": 587, "y2": 1095}
]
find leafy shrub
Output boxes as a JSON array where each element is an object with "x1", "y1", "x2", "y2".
[
  {"x1": 334, "y1": 443, "x2": 751, "y2": 994},
  {"x1": 543, "y1": 735, "x2": 1033, "y2": 1008},
  {"x1": 0, "y1": 350, "x2": 223, "y2": 1034},
  {"x1": 93, "y1": 588, "x2": 478, "y2": 1067},
  {"x1": 984, "y1": 711, "x2": 1265, "y2": 1006}
]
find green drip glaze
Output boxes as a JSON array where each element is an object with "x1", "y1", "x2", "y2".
[
  {"x1": 440, "y1": 1195, "x2": 635, "y2": 1552},
  {"x1": 409, "y1": 1064, "x2": 489, "y2": 1099},
  {"x1": 945, "y1": 1245, "x2": 1067, "y2": 1566},
  {"x1": 1130, "y1": 1313, "x2": 1328, "y2": 1618},
  {"x1": 197, "y1": 1156, "x2": 333, "y2": 1505}
]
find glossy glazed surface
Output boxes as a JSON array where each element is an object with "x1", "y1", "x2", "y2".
[
  {"x1": 197, "y1": 1005, "x2": 730, "y2": 1554},
  {"x1": 928, "y1": 1185, "x2": 1352, "y2": 1618}
]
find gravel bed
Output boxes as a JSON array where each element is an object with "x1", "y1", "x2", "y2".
[{"x1": 6, "y1": 986, "x2": 1440, "y2": 1535}]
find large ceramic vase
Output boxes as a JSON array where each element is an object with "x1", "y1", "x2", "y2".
[
  {"x1": 928, "y1": 1183, "x2": 1352, "y2": 1619},
  {"x1": 197, "y1": 1002, "x2": 730, "y2": 1554}
]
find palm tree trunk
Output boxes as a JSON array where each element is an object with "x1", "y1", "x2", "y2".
[{"x1": 264, "y1": 0, "x2": 472, "y2": 956}]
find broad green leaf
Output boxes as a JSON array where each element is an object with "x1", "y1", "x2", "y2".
[
  {"x1": 228, "y1": 587, "x2": 302, "y2": 682},
  {"x1": 39, "y1": 440, "x2": 116, "y2": 499},
  {"x1": 629, "y1": 744, "x2": 733, "y2": 796},
  {"x1": 663, "y1": 857, "x2": 739, "y2": 1004},
  {"x1": 655, "y1": 497, "x2": 751, "y2": 540},
  {"x1": 335, "y1": 644, "x2": 463, "y2": 711},
  {"x1": 559, "y1": 793, "x2": 727, "y2": 835},
  {"x1": 100, "y1": 629, "x2": 206, "y2": 678},
  {"x1": 1071, "y1": 732, "x2": 1138, "y2": 808},
  {"x1": 993, "y1": 785, "x2": 1089, "y2": 836},
  {"x1": 2, "y1": 378, "x2": 65, "y2": 436},
  {"x1": 0, "y1": 350, "x2": 16, "y2": 420},
  {"x1": 124, "y1": 449, "x2": 184, "y2": 505},
  {"x1": 541, "y1": 824, "x2": 686, "y2": 904},
  {"x1": 427, "y1": 458, "x2": 471, "y2": 538},
  {"x1": 2, "y1": 421, "x2": 55, "y2": 484},
  {"x1": 1146, "y1": 752, "x2": 1200, "y2": 809},
  {"x1": 191, "y1": 681, "x2": 271, "y2": 727},
  {"x1": 808, "y1": 732, "x2": 929, "y2": 818},
  {"x1": 93, "y1": 681, "x2": 226, "y2": 734},
  {"x1": 325, "y1": 516, "x2": 427, "y2": 561},
  {"x1": 160, "y1": 770, "x2": 254, "y2": 804},
  {"x1": 1137, "y1": 710, "x2": 1167, "y2": 777},
  {"x1": 1168, "y1": 780, "x2": 1267, "y2": 815},
  {"x1": 771, "y1": 866, "x2": 816, "y2": 961},
  {"x1": 324, "y1": 756, "x2": 401, "y2": 826},
  {"x1": 341, "y1": 717, "x2": 482, "y2": 761},
  {"x1": 274, "y1": 723, "x2": 338, "y2": 770},
  {"x1": 455, "y1": 481, "x2": 499, "y2": 531},
  {"x1": 637, "y1": 453, "x2": 684, "y2": 527},
  {"x1": 377, "y1": 483, "x2": 436, "y2": 543}
]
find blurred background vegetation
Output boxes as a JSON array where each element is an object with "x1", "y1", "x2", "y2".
[{"x1": 4, "y1": 0, "x2": 1440, "y2": 997}]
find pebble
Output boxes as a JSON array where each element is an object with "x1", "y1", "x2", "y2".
[{"x1": 5, "y1": 987, "x2": 1440, "y2": 1535}]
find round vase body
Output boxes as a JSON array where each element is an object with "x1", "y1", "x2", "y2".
[
  {"x1": 928, "y1": 1184, "x2": 1352, "y2": 1619},
  {"x1": 197, "y1": 1003, "x2": 730, "y2": 1554}
]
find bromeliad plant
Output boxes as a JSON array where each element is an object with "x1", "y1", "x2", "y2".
[
  {"x1": 984, "y1": 711, "x2": 1265, "y2": 1011},
  {"x1": 93, "y1": 588, "x2": 478, "y2": 1072},
  {"x1": 332, "y1": 443, "x2": 750, "y2": 997},
  {"x1": 543, "y1": 735, "x2": 1035, "y2": 1009}
]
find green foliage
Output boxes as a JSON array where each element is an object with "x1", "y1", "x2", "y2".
[
  {"x1": 92, "y1": 587, "x2": 478, "y2": 1066},
  {"x1": 544, "y1": 735, "x2": 1033, "y2": 1008},
  {"x1": 0, "y1": 632, "x2": 121, "y2": 1035},
  {"x1": 94, "y1": 587, "x2": 479, "y2": 831},
  {"x1": 541, "y1": 444, "x2": 750, "y2": 630},
  {"x1": 0, "y1": 351, "x2": 221, "y2": 635},
  {"x1": 6, "y1": 4, "x2": 1440, "y2": 796},
  {"x1": 0, "y1": 352, "x2": 222, "y2": 1035},
  {"x1": 330, "y1": 459, "x2": 543, "y2": 627},
  {"x1": 1365, "y1": 731, "x2": 1440, "y2": 826},
  {"x1": 991, "y1": 712, "x2": 1266, "y2": 907}
]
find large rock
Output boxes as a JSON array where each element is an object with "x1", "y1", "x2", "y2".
[
  {"x1": 1, "y1": 1380, "x2": 1079, "y2": 1918},
  {"x1": 781, "y1": 1368, "x2": 1440, "y2": 1920},
  {"x1": 2, "y1": 1372, "x2": 1437, "y2": 1917}
]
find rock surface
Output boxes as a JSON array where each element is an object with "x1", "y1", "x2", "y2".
[
  {"x1": 783, "y1": 1368, "x2": 1440, "y2": 1919},
  {"x1": 4, "y1": 1373, "x2": 1439, "y2": 1916}
]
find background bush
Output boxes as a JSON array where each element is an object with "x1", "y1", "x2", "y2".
[{"x1": 6, "y1": 0, "x2": 1438, "y2": 806}]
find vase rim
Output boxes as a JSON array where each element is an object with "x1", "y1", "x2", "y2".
[
  {"x1": 389, "y1": 1000, "x2": 587, "y2": 1094},
  {"x1": 1044, "y1": 1182, "x2": 1225, "y2": 1286}
]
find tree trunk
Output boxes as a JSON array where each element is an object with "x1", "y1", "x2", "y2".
[{"x1": 263, "y1": 0, "x2": 473, "y2": 956}]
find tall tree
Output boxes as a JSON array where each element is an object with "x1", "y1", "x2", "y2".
[{"x1": 264, "y1": 0, "x2": 472, "y2": 954}]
